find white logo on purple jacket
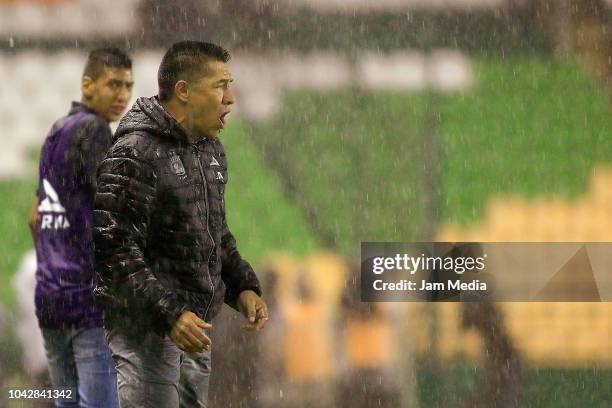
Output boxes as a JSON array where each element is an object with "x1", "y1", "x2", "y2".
[{"x1": 38, "y1": 179, "x2": 70, "y2": 230}]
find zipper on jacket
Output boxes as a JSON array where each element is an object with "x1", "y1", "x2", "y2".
[{"x1": 193, "y1": 143, "x2": 215, "y2": 321}]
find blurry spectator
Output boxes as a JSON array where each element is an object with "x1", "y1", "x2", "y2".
[
  {"x1": 461, "y1": 302, "x2": 523, "y2": 408},
  {"x1": 336, "y1": 265, "x2": 402, "y2": 408},
  {"x1": 426, "y1": 243, "x2": 522, "y2": 406},
  {"x1": 281, "y1": 272, "x2": 335, "y2": 408}
]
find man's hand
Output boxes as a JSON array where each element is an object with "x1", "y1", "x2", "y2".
[
  {"x1": 169, "y1": 311, "x2": 212, "y2": 353},
  {"x1": 238, "y1": 290, "x2": 269, "y2": 331}
]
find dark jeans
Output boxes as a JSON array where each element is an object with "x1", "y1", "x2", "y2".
[
  {"x1": 41, "y1": 327, "x2": 119, "y2": 408},
  {"x1": 106, "y1": 327, "x2": 211, "y2": 408}
]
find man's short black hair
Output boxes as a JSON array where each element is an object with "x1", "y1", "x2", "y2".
[
  {"x1": 83, "y1": 47, "x2": 132, "y2": 80},
  {"x1": 158, "y1": 41, "x2": 231, "y2": 102}
]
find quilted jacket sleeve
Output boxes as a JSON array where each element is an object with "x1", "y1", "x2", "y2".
[{"x1": 93, "y1": 137, "x2": 188, "y2": 333}]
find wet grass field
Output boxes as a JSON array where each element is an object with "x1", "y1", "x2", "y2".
[{"x1": 418, "y1": 363, "x2": 612, "y2": 407}]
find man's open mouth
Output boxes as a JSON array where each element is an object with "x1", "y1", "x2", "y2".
[{"x1": 219, "y1": 112, "x2": 230, "y2": 129}]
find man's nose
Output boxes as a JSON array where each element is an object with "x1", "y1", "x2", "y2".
[
  {"x1": 223, "y1": 87, "x2": 235, "y2": 105},
  {"x1": 117, "y1": 85, "x2": 131, "y2": 103}
]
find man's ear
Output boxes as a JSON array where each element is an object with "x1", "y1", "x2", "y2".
[
  {"x1": 174, "y1": 80, "x2": 190, "y2": 103},
  {"x1": 82, "y1": 75, "x2": 95, "y2": 99}
]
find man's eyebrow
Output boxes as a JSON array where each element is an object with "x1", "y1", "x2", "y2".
[
  {"x1": 216, "y1": 78, "x2": 234, "y2": 84},
  {"x1": 108, "y1": 79, "x2": 134, "y2": 85}
]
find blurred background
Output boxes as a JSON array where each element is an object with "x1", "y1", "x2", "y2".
[{"x1": 1, "y1": 0, "x2": 612, "y2": 407}]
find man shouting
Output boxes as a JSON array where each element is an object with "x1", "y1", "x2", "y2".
[{"x1": 93, "y1": 41, "x2": 268, "y2": 408}]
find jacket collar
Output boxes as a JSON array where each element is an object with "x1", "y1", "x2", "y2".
[
  {"x1": 68, "y1": 101, "x2": 104, "y2": 120},
  {"x1": 140, "y1": 96, "x2": 193, "y2": 144},
  {"x1": 115, "y1": 96, "x2": 217, "y2": 148},
  {"x1": 141, "y1": 97, "x2": 217, "y2": 147}
]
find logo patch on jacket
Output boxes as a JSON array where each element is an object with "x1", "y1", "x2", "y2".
[
  {"x1": 210, "y1": 157, "x2": 220, "y2": 167},
  {"x1": 169, "y1": 154, "x2": 186, "y2": 177},
  {"x1": 38, "y1": 178, "x2": 70, "y2": 230}
]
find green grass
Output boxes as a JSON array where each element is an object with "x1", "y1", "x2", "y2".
[
  {"x1": 519, "y1": 369, "x2": 612, "y2": 408},
  {"x1": 418, "y1": 364, "x2": 612, "y2": 407},
  {"x1": 0, "y1": 121, "x2": 318, "y2": 309},
  {"x1": 0, "y1": 179, "x2": 37, "y2": 307}
]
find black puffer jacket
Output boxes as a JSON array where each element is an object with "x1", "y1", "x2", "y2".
[{"x1": 93, "y1": 96, "x2": 261, "y2": 337}]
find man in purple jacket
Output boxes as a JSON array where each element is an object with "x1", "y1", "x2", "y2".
[{"x1": 27, "y1": 48, "x2": 133, "y2": 407}]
